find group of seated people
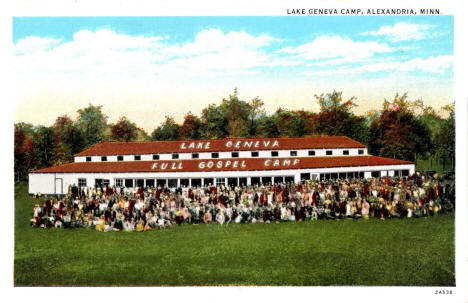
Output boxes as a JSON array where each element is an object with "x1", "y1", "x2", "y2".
[{"x1": 30, "y1": 173, "x2": 455, "y2": 231}]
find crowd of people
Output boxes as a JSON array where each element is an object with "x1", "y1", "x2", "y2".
[{"x1": 30, "y1": 173, "x2": 455, "y2": 231}]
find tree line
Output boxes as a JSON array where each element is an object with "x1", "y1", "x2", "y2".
[{"x1": 14, "y1": 89, "x2": 455, "y2": 181}]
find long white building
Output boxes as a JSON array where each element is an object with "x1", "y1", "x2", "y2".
[{"x1": 28, "y1": 136, "x2": 415, "y2": 195}]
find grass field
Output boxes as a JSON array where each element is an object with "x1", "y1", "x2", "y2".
[{"x1": 14, "y1": 182, "x2": 455, "y2": 286}]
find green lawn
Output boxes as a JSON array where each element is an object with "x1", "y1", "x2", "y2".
[{"x1": 14, "y1": 182, "x2": 455, "y2": 286}]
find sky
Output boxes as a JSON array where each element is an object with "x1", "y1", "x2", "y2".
[{"x1": 13, "y1": 16, "x2": 453, "y2": 132}]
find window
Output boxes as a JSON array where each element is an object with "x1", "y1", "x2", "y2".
[
  {"x1": 251, "y1": 177, "x2": 260, "y2": 186},
  {"x1": 101, "y1": 156, "x2": 107, "y2": 162},
  {"x1": 146, "y1": 179, "x2": 155, "y2": 187},
  {"x1": 274, "y1": 176, "x2": 284, "y2": 184},
  {"x1": 271, "y1": 151, "x2": 279, "y2": 157},
  {"x1": 358, "y1": 149, "x2": 364, "y2": 155},
  {"x1": 343, "y1": 150, "x2": 349, "y2": 155},
  {"x1": 125, "y1": 179, "x2": 134, "y2": 187},
  {"x1": 216, "y1": 178, "x2": 225, "y2": 186},
  {"x1": 203, "y1": 178, "x2": 214, "y2": 186},
  {"x1": 152, "y1": 154, "x2": 159, "y2": 160},
  {"x1": 191, "y1": 178, "x2": 202, "y2": 187},
  {"x1": 172, "y1": 153, "x2": 179, "y2": 159},
  {"x1": 261, "y1": 176, "x2": 272, "y2": 185},
  {"x1": 192, "y1": 153, "x2": 199, "y2": 159},
  {"x1": 115, "y1": 179, "x2": 123, "y2": 187},
  {"x1": 134, "y1": 155, "x2": 141, "y2": 161},
  {"x1": 211, "y1": 152, "x2": 219, "y2": 159},
  {"x1": 371, "y1": 171, "x2": 381, "y2": 178},
  {"x1": 86, "y1": 156, "x2": 91, "y2": 162},
  {"x1": 78, "y1": 178, "x2": 87, "y2": 187},
  {"x1": 251, "y1": 151, "x2": 259, "y2": 157},
  {"x1": 308, "y1": 150, "x2": 315, "y2": 156},
  {"x1": 231, "y1": 152, "x2": 239, "y2": 158},
  {"x1": 168, "y1": 179, "x2": 178, "y2": 188},
  {"x1": 290, "y1": 150, "x2": 297, "y2": 156},
  {"x1": 301, "y1": 173, "x2": 311, "y2": 180},
  {"x1": 326, "y1": 150, "x2": 333, "y2": 156},
  {"x1": 180, "y1": 179, "x2": 190, "y2": 187},
  {"x1": 117, "y1": 155, "x2": 124, "y2": 161}
]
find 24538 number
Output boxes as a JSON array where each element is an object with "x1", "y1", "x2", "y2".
[{"x1": 435, "y1": 290, "x2": 453, "y2": 295}]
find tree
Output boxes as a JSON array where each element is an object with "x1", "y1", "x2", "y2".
[
  {"x1": 179, "y1": 112, "x2": 203, "y2": 140},
  {"x1": 247, "y1": 96, "x2": 265, "y2": 136},
  {"x1": 14, "y1": 123, "x2": 34, "y2": 181},
  {"x1": 200, "y1": 104, "x2": 228, "y2": 139},
  {"x1": 219, "y1": 89, "x2": 251, "y2": 138},
  {"x1": 256, "y1": 114, "x2": 279, "y2": 138},
  {"x1": 32, "y1": 126, "x2": 56, "y2": 169},
  {"x1": 76, "y1": 104, "x2": 109, "y2": 147},
  {"x1": 433, "y1": 103, "x2": 455, "y2": 169},
  {"x1": 111, "y1": 116, "x2": 138, "y2": 142},
  {"x1": 312, "y1": 90, "x2": 370, "y2": 144},
  {"x1": 53, "y1": 115, "x2": 79, "y2": 164},
  {"x1": 151, "y1": 116, "x2": 180, "y2": 141},
  {"x1": 369, "y1": 93, "x2": 431, "y2": 161},
  {"x1": 273, "y1": 109, "x2": 307, "y2": 137}
]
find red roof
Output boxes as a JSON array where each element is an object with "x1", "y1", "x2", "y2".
[
  {"x1": 32, "y1": 156, "x2": 412, "y2": 174},
  {"x1": 75, "y1": 136, "x2": 366, "y2": 156}
]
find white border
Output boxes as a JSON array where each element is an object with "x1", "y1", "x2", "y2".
[{"x1": 2, "y1": 1, "x2": 467, "y2": 302}]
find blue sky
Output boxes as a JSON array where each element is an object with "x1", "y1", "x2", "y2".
[{"x1": 13, "y1": 16, "x2": 453, "y2": 131}]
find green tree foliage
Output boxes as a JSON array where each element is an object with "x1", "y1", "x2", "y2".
[
  {"x1": 151, "y1": 116, "x2": 180, "y2": 141},
  {"x1": 272, "y1": 109, "x2": 307, "y2": 137},
  {"x1": 369, "y1": 93, "x2": 431, "y2": 161},
  {"x1": 434, "y1": 104, "x2": 455, "y2": 168},
  {"x1": 14, "y1": 123, "x2": 35, "y2": 181},
  {"x1": 179, "y1": 112, "x2": 203, "y2": 140},
  {"x1": 111, "y1": 116, "x2": 139, "y2": 142},
  {"x1": 200, "y1": 104, "x2": 228, "y2": 139},
  {"x1": 32, "y1": 126, "x2": 56, "y2": 169},
  {"x1": 247, "y1": 96, "x2": 265, "y2": 136},
  {"x1": 312, "y1": 91, "x2": 370, "y2": 144},
  {"x1": 53, "y1": 115, "x2": 85, "y2": 164},
  {"x1": 219, "y1": 89, "x2": 251, "y2": 138},
  {"x1": 255, "y1": 114, "x2": 280, "y2": 138},
  {"x1": 76, "y1": 104, "x2": 109, "y2": 148}
]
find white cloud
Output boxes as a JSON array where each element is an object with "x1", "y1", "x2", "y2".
[
  {"x1": 15, "y1": 36, "x2": 62, "y2": 54},
  {"x1": 305, "y1": 55, "x2": 453, "y2": 77},
  {"x1": 278, "y1": 35, "x2": 392, "y2": 64},
  {"x1": 361, "y1": 22, "x2": 433, "y2": 42},
  {"x1": 14, "y1": 28, "x2": 289, "y2": 82}
]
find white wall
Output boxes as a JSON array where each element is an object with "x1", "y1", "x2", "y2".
[
  {"x1": 29, "y1": 173, "x2": 55, "y2": 194},
  {"x1": 29, "y1": 163, "x2": 414, "y2": 194},
  {"x1": 73, "y1": 148, "x2": 368, "y2": 163}
]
